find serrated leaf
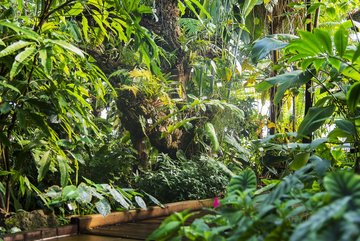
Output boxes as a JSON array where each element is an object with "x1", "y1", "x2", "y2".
[
  {"x1": 58, "y1": 155, "x2": 69, "y2": 187},
  {"x1": 0, "y1": 40, "x2": 33, "y2": 58},
  {"x1": 37, "y1": 150, "x2": 51, "y2": 182},
  {"x1": 95, "y1": 198, "x2": 111, "y2": 216}
]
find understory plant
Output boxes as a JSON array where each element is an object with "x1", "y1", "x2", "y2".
[
  {"x1": 148, "y1": 158, "x2": 360, "y2": 241},
  {"x1": 41, "y1": 178, "x2": 162, "y2": 217},
  {"x1": 134, "y1": 152, "x2": 231, "y2": 203}
]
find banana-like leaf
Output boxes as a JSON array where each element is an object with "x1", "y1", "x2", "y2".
[
  {"x1": 264, "y1": 70, "x2": 312, "y2": 104},
  {"x1": 297, "y1": 105, "x2": 335, "y2": 139},
  {"x1": 251, "y1": 37, "x2": 288, "y2": 63}
]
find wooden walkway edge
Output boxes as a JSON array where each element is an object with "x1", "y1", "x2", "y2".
[{"x1": 2, "y1": 199, "x2": 214, "y2": 241}]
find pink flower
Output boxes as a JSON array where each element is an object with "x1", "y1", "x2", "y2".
[{"x1": 213, "y1": 197, "x2": 220, "y2": 208}]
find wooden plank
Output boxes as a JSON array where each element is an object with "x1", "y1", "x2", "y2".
[
  {"x1": 88, "y1": 222, "x2": 160, "y2": 240},
  {"x1": 74, "y1": 199, "x2": 214, "y2": 231},
  {"x1": 49, "y1": 234, "x2": 140, "y2": 241}
]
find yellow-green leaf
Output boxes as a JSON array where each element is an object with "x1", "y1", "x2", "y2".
[
  {"x1": 0, "y1": 40, "x2": 33, "y2": 58},
  {"x1": 45, "y1": 39, "x2": 84, "y2": 58},
  {"x1": 10, "y1": 46, "x2": 37, "y2": 80}
]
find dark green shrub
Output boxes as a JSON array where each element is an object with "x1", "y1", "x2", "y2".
[{"x1": 134, "y1": 153, "x2": 230, "y2": 202}]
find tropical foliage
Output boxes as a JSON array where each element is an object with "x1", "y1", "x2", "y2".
[{"x1": 0, "y1": 0, "x2": 360, "y2": 239}]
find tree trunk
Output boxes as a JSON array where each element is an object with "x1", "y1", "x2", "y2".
[
  {"x1": 144, "y1": 0, "x2": 190, "y2": 99},
  {"x1": 303, "y1": 0, "x2": 313, "y2": 143}
]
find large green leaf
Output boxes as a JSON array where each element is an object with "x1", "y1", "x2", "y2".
[
  {"x1": 324, "y1": 172, "x2": 360, "y2": 201},
  {"x1": 335, "y1": 119, "x2": 357, "y2": 136},
  {"x1": 64, "y1": 2, "x2": 84, "y2": 16},
  {"x1": 334, "y1": 26, "x2": 348, "y2": 57},
  {"x1": 347, "y1": 82, "x2": 360, "y2": 112},
  {"x1": 227, "y1": 168, "x2": 257, "y2": 193},
  {"x1": 289, "y1": 152, "x2": 310, "y2": 171},
  {"x1": 0, "y1": 40, "x2": 33, "y2": 58},
  {"x1": 77, "y1": 183, "x2": 92, "y2": 204},
  {"x1": 352, "y1": 44, "x2": 360, "y2": 63},
  {"x1": 266, "y1": 70, "x2": 313, "y2": 104},
  {"x1": 104, "y1": 185, "x2": 130, "y2": 209},
  {"x1": 95, "y1": 198, "x2": 111, "y2": 216},
  {"x1": 251, "y1": 37, "x2": 288, "y2": 63},
  {"x1": 242, "y1": 0, "x2": 258, "y2": 18},
  {"x1": 290, "y1": 197, "x2": 351, "y2": 241},
  {"x1": 297, "y1": 105, "x2": 335, "y2": 139},
  {"x1": 313, "y1": 28, "x2": 332, "y2": 54},
  {"x1": 146, "y1": 220, "x2": 181, "y2": 241}
]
